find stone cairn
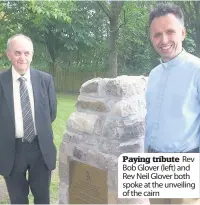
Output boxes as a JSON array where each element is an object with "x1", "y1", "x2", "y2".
[{"x1": 59, "y1": 75, "x2": 149, "y2": 204}]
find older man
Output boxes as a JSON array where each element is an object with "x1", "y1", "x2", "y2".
[{"x1": 0, "y1": 34, "x2": 57, "y2": 204}]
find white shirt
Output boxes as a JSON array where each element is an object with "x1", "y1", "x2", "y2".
[{"x1": 12, "y1": 67, "x2": 37, "y2": 138}]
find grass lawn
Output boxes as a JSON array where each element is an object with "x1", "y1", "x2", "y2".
[{"x1": 0, "y1": 93, "x2": 77, "y2": 204}]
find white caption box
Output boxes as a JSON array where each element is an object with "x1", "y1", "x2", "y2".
[{"x1": 118, "y1": 153, "x2": 200, "y2": 198}]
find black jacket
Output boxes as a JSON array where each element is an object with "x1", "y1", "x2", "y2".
[{"x1": 0, "y1": 68, "x2": 57, "y2": 176}]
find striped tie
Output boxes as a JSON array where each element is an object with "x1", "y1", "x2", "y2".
[{"x1": 18, "y1": 77, "x2": 35, "y2": 142}]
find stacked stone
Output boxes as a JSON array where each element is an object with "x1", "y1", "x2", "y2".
[
  {"x1": 0, "y1": 178, "x2": 8, "y2": 203},
  {"x1": 59, "y1": 75, "x2": 149, "y2": 204}
]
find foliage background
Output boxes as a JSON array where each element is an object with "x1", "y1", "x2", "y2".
[{"x1": 0, "y1": 1, "x2": 198, "y2": 89}]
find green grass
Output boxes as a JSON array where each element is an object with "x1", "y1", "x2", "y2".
[
  {"x1": 0, "y1": 94, "x2": 77, "y2": 204},
  {"x1": 53, "y1": 94, "x2": 77, "y2": 147}
]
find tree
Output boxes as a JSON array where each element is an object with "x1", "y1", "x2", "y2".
[
  {"x1": 25, "y1": 0, "x2": 74, "y2": 77},
  {"x1": 97, "y1": 1, "x2": 124, "y2": 77},
  {"x1": 0, "y1": 1, "x2": 75, "y2": 75},
  {"x1": 177, "y1": 1, "x2": 200, "y2": 56}
]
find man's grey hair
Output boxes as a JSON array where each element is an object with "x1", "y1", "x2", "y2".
[
  {"x1": 7, "y1": 34, "x2": 34, "y2": 51},
  {"x1": 149, "y1": 3, "x2": 185, "y2": 27}
]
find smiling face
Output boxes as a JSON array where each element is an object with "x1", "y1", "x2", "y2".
[
  {"x1": 150, "y1": 13, "x2": 186, "y2": 62},
  {"x1": 6, "y1": 36, "x2": 34, "y2": 75}
]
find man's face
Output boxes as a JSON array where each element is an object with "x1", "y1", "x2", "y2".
[
  {"x1": 150, "y1": 14, "x2": 186, "y2": 62},
  {"x1": 6, "y1": 37, "x2": 34, "y2": 74}
]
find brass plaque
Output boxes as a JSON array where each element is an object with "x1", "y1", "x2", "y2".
[{"x1": 69, "y1": 159, "x2": 108, "y2": 204}]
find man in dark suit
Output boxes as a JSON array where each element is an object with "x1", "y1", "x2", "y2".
[{"x1": 0, "y1": 34, "x2": 57, "y2": 204}]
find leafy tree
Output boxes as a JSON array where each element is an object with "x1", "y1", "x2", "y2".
[
  {"x1": 176, "y1": 1, "x2": 199, "y2": 56},
  {"x1": 97, "y1": 1, "x2": 124, "y2": 77},
  {"x1": 0, "y1": 0, "x2": 199, "y2": 79},
  {"x1": 0, "y1": 1, "x2": 74, "y2": 75}
]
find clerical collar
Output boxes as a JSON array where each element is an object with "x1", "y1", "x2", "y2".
[{"x1": 159, "y1": 49, "x2": 186, "y2": 68}]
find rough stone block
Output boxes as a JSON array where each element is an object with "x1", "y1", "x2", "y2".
[
  {"x1": 98, "y1": 138, "x2": 121, "y2": 156},
  {"x1": 80, "y1": 78, "x2": 101, "y2": 93},
  {"x1": 62, "y1": 143, "x2": 118, "y2": 171},
  {"x1": 113, "y1": 98, "x2": 142, "y2": 117},
  {"x1": 63, "y1": 130, "x2": 99, "y2": 145},
  {"x1": 59, "y1": 141, "x2": 68, "y2": 164},
  {"x1": 80, "y1": 78, "x2": 109, "y2": 97},
  {"x1": 105, "y1": 76, "x2": 146, "y2": 98},
  {"x1": 119, "y1": 138, "x2": 144, "y2": 153},
  {"x1": 59, "y1": 161, "x2": 69, "y2": 183},
  {"x1": 67, "y1": 112, "x2": 99, "y2": 134},
  {"x1": 59, "y1": 182, "x2": 69, "y2": 204},
  {"x1": 117, "y1": 121, "x2": 145, "y2": 141},
  {"x1": 0, "y1": 179, "x2": 8, "y2": 203},
  {"x1": 103, "y1": 118, "x2": 145, "y2": 141},
  {"x1": 76, "y1": 95, "x2": 109, "y2": 112},
  {"x1": 107, "y1": 170, "x2": 118, "y2": 189}
]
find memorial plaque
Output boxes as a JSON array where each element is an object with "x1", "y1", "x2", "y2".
[{"x1": 69, "y1": 159, "x2": 108, "y2": 204}]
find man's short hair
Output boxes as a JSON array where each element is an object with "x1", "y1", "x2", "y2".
[
  {"x1": 7, "y1": 34, "x2": 34, "y2": 51},
  {"x1": 149, "y1": 3, "x2": 184, "y2": 26}
]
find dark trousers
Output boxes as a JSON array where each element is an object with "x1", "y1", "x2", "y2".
[{"x1": 4, "y1": 137, "x2": 51, "y2": 204}]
